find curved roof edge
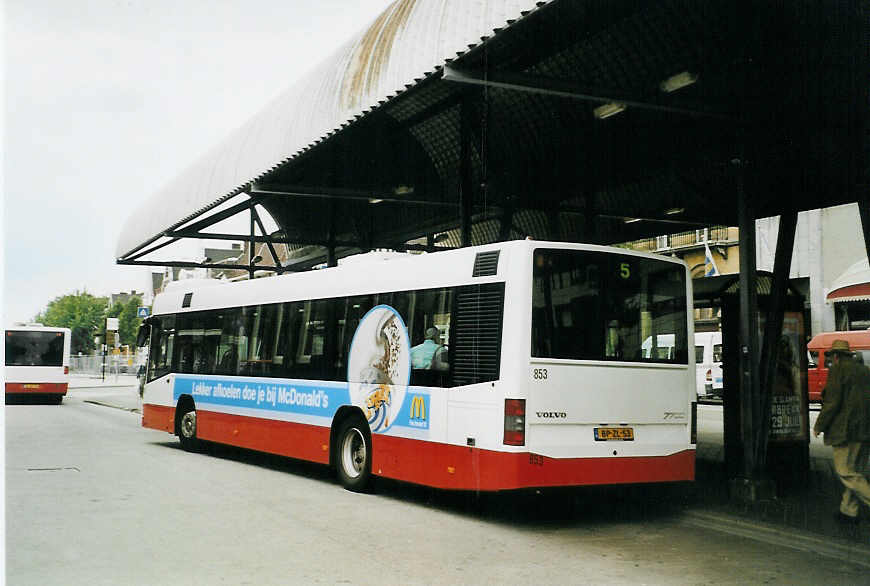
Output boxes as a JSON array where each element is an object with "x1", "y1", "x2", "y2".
[
  {"x1": 117, "y1": 0, "x2": 549, "y2": 259},
  {"x1": 827, "y1": 257, "x2": 870, "y2": 302}
]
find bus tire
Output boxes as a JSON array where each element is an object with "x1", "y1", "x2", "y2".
[
  {"x1": 335, "y1": 416, "x2": 372, "y2": 492},
  {"x1": 177, "y1": 403, "x2": 200, "y2": 452}
]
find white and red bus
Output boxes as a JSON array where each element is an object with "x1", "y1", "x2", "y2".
[
  {"x1": 5, "y1": 324, "x2": 72, "y2": 404},
  {"x1": 140, "y1": 240, "x2": 695, "y2": 492}
]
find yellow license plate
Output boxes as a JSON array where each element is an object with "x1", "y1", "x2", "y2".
[
  {"x1": 23, "y1": 384, "x2": 40, "y2": 389},
  {"x1": 594, "y1": 427, "x2": 634, "y2": 441}
]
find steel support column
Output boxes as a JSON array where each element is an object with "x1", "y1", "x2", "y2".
[
  {"x1": 249, "y1": 207, "x2": 256, "y2": 279},
  {"x1": 858, "y1": 197, "x2": 870, "y2": 265},
  {"x1": 327, "y1": 201, "x2": 337, "y2": 268},
  {"x1": 755, "y1": 211, "x2": 798, "y2": 474},
  {"x1": 735, "y1": 158, "x2": 761, "y2": 481},
  {"x1": 459, "y1": 96, "x2": 474, "y2": 247}
]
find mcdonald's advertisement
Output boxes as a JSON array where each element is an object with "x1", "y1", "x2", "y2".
[{"x1": 172, "y1": 303, "x2": 434, "y2": 435}]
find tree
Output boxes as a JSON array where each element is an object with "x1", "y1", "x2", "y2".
[
  {"x1": 34, "y1": 291, "x2": 108, "y2": 354},
  {"x1": 106, "y1": 295, "x2": 144, "y2": 346}
]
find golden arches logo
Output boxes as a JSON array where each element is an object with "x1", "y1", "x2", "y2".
[{"x1": 410, "y1": 395, "x2": 426, "y2": 420}]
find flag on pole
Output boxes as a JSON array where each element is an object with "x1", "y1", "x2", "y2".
[{"x1": 704, "y1": 241, "x2": 720, "y2": 277}]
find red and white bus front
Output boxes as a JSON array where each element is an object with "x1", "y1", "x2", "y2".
[{"x1": 5, "y1": 326, "x2": 72, "y2": 403}]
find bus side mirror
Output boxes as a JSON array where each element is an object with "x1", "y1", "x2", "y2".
[{"x1": 136, "y1": 321, "x2": 150, "y2": 347}]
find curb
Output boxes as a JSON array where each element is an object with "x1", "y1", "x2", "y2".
[
  {"x1": 70, "y1": 385, "x2": 137, "y2": 391},
  {"x1": 82, "y1": 400, "x2": 141, "y2": 414},
  {"x1": 680, "y1": 510, "x2": 870, "y2": 568}
]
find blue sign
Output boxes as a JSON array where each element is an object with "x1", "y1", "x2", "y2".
[
  {"x1": 137, "y1": 307, "x2": 151, "y2": 318},
  {"x1": 173, "y1": 375, "x2": 349, "y2": 418}
]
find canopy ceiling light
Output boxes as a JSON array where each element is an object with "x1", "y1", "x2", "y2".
[
  {"x1": 659, "y1": 71, "x2": 698, "y2": 93},
  {"x1": 664, "y1": 207, "x2": 685, "y2": 215},
  {"x1": 623, "y1": 217, "x2": 642, "y2": 224},
  {"x1": 593, "y1": 102, "x2": 626, "y2": 119}
]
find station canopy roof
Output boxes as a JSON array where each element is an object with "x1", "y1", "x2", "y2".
[{"x1": 117, "y1": 0, "x2": 867, "y2": 273}]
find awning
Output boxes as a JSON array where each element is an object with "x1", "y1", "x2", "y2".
[
  {"x1": 826, "y1": 258, "x2": 870, "y2": 303},
  {"x1": 827, "y1": 283, "x2": 870, "y2": 303}
]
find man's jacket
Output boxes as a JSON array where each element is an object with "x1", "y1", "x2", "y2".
[{"x1": 814, "y1": 357, "x2": 870, "y2": 445}]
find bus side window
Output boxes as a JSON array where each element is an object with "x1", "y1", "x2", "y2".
[
  {"x1": 409, "y1": 287, "x2": 452, "y2": 387},
  {"x1": 336, "y1": 295, "x2": 375, "y2": 381},
  {"x1": 216, "y1": 308, "x2": 243, "y2": 375},
  {"x1": 148, "y1": 315, "x2": 175, "y2": 381},
  {"x1": 295, "y1": 299, "x2": 330, "y2": 379}
]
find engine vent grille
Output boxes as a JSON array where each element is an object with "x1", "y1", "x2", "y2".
[
  {"x1": 452, "y1": 282, "x2": 505, "y2": 386},
  {"x1": 472, "y1": 251, "x2": 500, "y2": 277}
]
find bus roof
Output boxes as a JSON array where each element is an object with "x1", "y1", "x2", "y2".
[
  {"x1": 151, "y1": 239, "x2": 689, "y2": 316},
  {"x1": 5, "y1": 325, "x2": 71, "y2": 334}
]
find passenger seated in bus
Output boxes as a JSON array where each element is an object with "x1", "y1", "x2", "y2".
[{"x1": 410, "y1": 327, "x2": 447, "y2": 370}]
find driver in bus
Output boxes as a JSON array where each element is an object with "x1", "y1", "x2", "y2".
[{"x1": 410, "y1": 327, "x2": 447, "y2": 371}]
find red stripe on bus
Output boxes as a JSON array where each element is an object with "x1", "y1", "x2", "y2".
[
  {"x1": 372, "y1": 435, "x2": 695, "y2": 490},
  {"x1": 196, "y1": 411, "x2": 332, "y2": 465},
  {"x1": 5, "y1": 382, "x2": 68, "y2": 395},
  {"x1": 142, "y1": 404, "x2": 175, "y2": 433},
  {"x1": 141, "y1": 405, "x2": 694, "y2": 490}
]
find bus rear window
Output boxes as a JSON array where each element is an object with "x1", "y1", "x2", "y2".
[
  {"x1": 531, "y1": 249, "x2": 688, "y2": 364},
  {"x1": 5, "y1": 331, "x2": 65, "y2": 366}
]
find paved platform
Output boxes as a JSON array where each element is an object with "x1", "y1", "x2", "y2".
[
  {"x1": 66, "y1": 380, "x2": 870, "y2": 563},
  {"x1": 69, "y1": 373, "x2": 139, "y2": 389}
]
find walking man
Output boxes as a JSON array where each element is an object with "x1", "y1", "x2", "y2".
[{"x1": 813, "y1": 339, "x2": 870, "y2": 522}]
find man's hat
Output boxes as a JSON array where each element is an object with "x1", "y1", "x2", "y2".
[{"x1": 829, "y1": 339, "x2": 852, "y2": 354}]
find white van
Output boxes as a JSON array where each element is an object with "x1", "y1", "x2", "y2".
[{"x1": 694, "y1": 331, "x2": 723, "y2": 399}]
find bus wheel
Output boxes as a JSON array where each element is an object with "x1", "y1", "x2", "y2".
[
  {"x1": 178, "y1": 406, "x2": 200, "y2": 452},
  {"x1": 335, "y1": 417, "x2": 372, "y2": 492}
]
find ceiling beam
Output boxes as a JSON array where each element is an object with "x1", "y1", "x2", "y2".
[
  {"x1": 116, "y1": 260, "x2": 286, "y2": 272},
  {"x1": 442, "y1": 66, "x2": 737, "y2": 122},
  {"x1": 168, "y1": 197, "x2": 259, "y2": 236},
  {"x1": 250, "y1": 183, "x2": 458, "y2": 208}
]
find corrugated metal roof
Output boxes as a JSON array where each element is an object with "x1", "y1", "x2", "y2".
[{"x1": 117, "y1": 0, "x2": 550, "y2": 259}]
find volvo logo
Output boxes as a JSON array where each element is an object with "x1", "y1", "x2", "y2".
[{"x1": 536, "y1": 411, "x2": 567, "y2": 419}]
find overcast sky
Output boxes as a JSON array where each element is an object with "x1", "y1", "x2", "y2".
[{"x1": 3, "y1": 0, "x2": 394, "y2": 323}]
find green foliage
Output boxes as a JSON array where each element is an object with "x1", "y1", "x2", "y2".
[
  {"x1": 34, "y1": 291, "x2": 108, "y2": 354},
  {"x1": 106, "y1": 295, "x2": 144, "y2": 346}
]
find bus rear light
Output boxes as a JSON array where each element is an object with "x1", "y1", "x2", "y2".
[
  {"x1": 690, "y1": 401, "x2": 697, "y2": 444},
  {"x1": 504, "y1": 398, "x2": 526, "y2": 446},
  {"x1": 64, "y1": 366, "x2": 69, "y2": 375}
]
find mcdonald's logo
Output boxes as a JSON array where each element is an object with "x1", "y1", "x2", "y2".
[{"x1": 410, "y1": 395, "x2": 427, "y2": 420}]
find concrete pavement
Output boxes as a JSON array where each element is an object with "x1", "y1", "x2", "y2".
[{"x1": 66, "y1": 381, "x2": 870, "y2": 568}]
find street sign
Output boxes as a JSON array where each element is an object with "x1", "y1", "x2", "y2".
[
  {"x1": 137, "y1": 306, "x2": 151, "y2": 318},
  {"x1": 106, "y1": 317, "x2": 119, "y2": 331}
]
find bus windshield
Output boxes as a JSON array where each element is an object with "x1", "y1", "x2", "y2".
[
  {"x1": 5, "y1": 331, "x2": 65, "y2": 367},
  {"x1": 531, "y1": 249, "x2": 688, "y2": 364}
]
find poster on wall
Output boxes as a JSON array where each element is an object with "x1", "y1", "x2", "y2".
[{"x1": 759, "y1": 312, "x2": 808, "y2": 442}]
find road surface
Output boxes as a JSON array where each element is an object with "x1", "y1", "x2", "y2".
[{"x1": 6, "y1": 387, "x2": 868, "y2": 585}]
